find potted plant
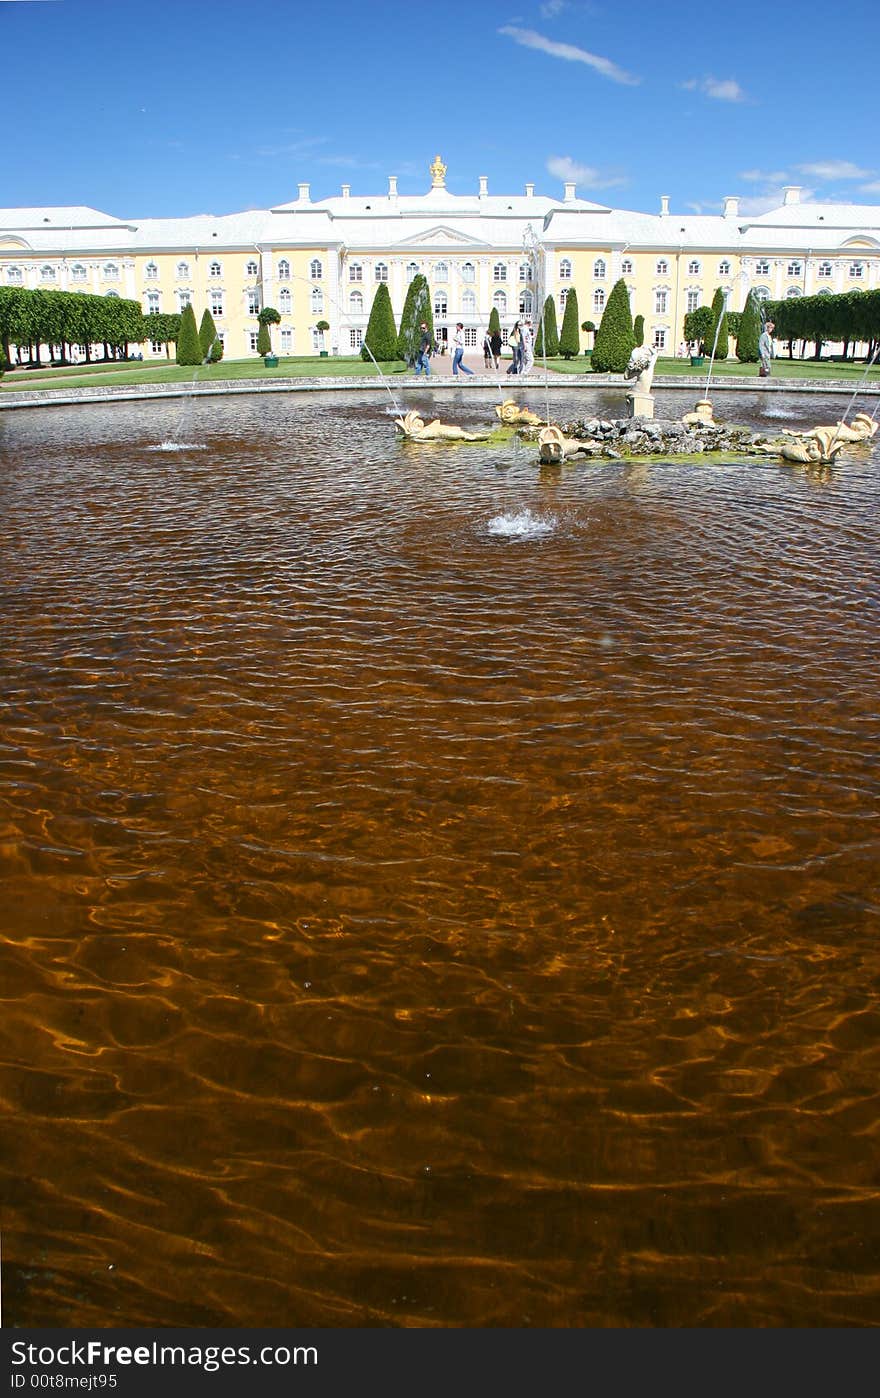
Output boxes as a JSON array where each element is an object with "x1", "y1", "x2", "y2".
[
  {"x1": 316, "y1": 320, "x2": 330, "y2": 356},
  {"x1": 258, "y1": 307, "x2": 280, "y2": 365},
  {"x1": 581, "y1": 320, "x2": 595, "y2": 356}
]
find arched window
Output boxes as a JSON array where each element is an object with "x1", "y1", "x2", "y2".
[
  {"x1": 786, "y1": 286, "x2": 802, "y2": 298},
  {"x1": 434, "y1": 290, "x2": 447, "y2": 317},
  {"x1": 144, "y1": 291, "x2": 160, "y2": 314},
  {"x1": 493, "y1": 290, "x2": 507, "y2": 314},
  {"x1": 461, "y1": 262, "x2": 475, "y2": 283},
  {"x1": 519, "y1": 289, "x2": 534, "y2": 316},
  {"x1": 686, "y1": 259, "x2": 700, "y2": 275},
  {"x1": 176, "y1": 261, "x2": 190, "y2": 279},
  {"x1": 754, "y1": 260, "x2": 770, "y2": 276},
  {"x1": 718, "y1": 260, "x2": 730, "y2": 276},
  {"x1": 656, "y1": 259, "x2": 668, "y2": 275},
  {"x1": 349, "y1": 262, "x2": 363, "y2": 281},
  {"x1": 434, "y1": 261, "x2": 448, "y2": 282},
  {"x1": 655, "y1": 289, "x2": 669, "y2": 313},
  {"x1": 279, "y1": 288, "x2": 291, "y2": 312},
  {"x1": 349, "y1": 290, "x2": 363, "y2": 313},
  {"x1": 210, "y1": 291, "x2": 223, "y2": 317},
  {"x1": 519, "y1": 262, "x2": 531, "y2": 281},
  {"x1": 593, "y1": 258, "x2": 606, "y2": 279},
  {"x1": 71, "y1": 264, "x2": 87, "y2": 282},
  {"x1": 209, "y1": 261, "x2": 222, "y2": 278},
  {"x1": 559, "y1": 258, "x2": 572, "y2": 280},
  {"x1": 311, "y1": 287, "x2": 323, "y2": 314},
  {"x1": 462, "y1": 289, "x2": 476, "y2": 314},
  {"x1": 559, "y1": 288, "x2": 569, "y2": 311},
  {"x1": 621, "y1": 258, "x2": 633, "y2": 274},
  {"x1": 178, "y1": 290, "x2": 192, "y2": 310},
  {"x1": 753, "y1": 285, "x2": 771, "y2": 301},
  {"x1": 787, "y1": 260, "x2": 802, "y2": 277},
  {"x1": 374, "y1": 262, "x2": 388, "y2": 282},
  {"x1": 103, "y1": 262, "x2": 119, "y2": 279},
  {"x1": 7, "y1": 266, "x2": 23, "y2": 284},
  {"x1": 818, "y1": 261, "x2": 833, "y2": 278},
  {"x1": 105, "y1": 290, "x2": 120, "y2": 299},
  {"x1": 405, "y1": 261, "x2": 419, "y2": 282},
  {"x1": 277, "y1": 259, "x2": 290, "y2": 280},
  {"x1": 145, "y1": 261, "x2": 158, "y2": 280},
  {"x1": 310, "y1": 258, "x2": 322, "y2": 279},
  {"x1": 40, "y1": 265, "x2": 56, "y2": 282},
  {"x1": 850, "y1": 261, "x2": 864, "y2": 278},
  {"x1": 493, "y1": 262, "x2": 507, "y2": 281},
  {"x1": 593, "y1": 288, "x2": 605, "y2": 314}
]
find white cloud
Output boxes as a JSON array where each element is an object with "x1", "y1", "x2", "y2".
[
  {"x1": 737, "y1": 186, "x2": 816, "y2": 216},
  {"x1": 682, "y1": 76, "x2": 747, "y2": 102},
  {"x1": 796, "y1": 160, "x2": 872, "y2": 181},
  {"x1": 540, "y1": 0, "x2": 566, "y2": 14},
  {"x1": 546, "y1": 155, "x2": 627, "y2": 188},
  {"x1": 739, "y1": 168, "x2": 790, "y2": 184},
  {"x1": 499, "y1": 26, "x2": 640, "y2": 85},
  {"x1": 860, "y1": 180, "x2": 880, "y2": 194}
]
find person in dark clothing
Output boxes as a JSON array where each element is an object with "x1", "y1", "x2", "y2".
[
  {"x1": 415, "y1": 322, "x2": 432, "y2": 376},
  {"x1": 489, "y1": 327, "x2": 502, "y2": 368}
]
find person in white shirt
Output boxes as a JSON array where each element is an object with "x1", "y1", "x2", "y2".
[{"x1": 452, "y1": 323, "x2": 475, "y2": 377}]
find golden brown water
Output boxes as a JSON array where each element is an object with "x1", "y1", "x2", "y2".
[{"x1": 1, "y1": 387, "x2": 879, "y2": 1328}]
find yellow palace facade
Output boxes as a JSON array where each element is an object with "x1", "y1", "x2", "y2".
[{"x1": 1, "y1": 157, "x2": 879, "y2": 363}]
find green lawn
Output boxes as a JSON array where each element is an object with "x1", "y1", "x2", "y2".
[
  {"x1": 544, "y1": 354, "x2": 880, "y2": 382},
  {"x1": 1, "y1": 355, "x2": 410, "y2": 393}
]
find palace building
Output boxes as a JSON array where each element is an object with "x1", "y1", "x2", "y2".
[{"x1": 2, "y1": 156, "x2": 879, "y2": 362}]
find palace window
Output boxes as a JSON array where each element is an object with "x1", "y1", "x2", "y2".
[
  {"x1": 461, "y1": 262, "x2": 475, "y2": 283},
  {"x1": 434, "y1": 290, "x2": 447, "y2": 317},
  {"x1": 177, "y1": 290, "x2": 192, "y2": 309},
  {"x1": 494, "y1": 290, "x2": 508, "y2": 314},
  {"x1": 593, "y1": 288, "x2": 605, "y2": 313},
  {"x1": 246, "y1": 259, "x2": 259, "y2": 277},
  {"x1": 309, "y1": 258, "x2": 322, "y2": 279},
  {"x1": 656, "y1": 260, "x2": 668, "y2": 275},
  {"x1": 40, "y1": 265, "x2": 56, "y2": 282},
  {"x1": 312, "y1": 327, "x2": 323, "y2": 352},
  {"x1": 105, "y1": 291, "x2": 120, "y2": 299},
  {"x1": 145, "y1": 262, "x2": 158, "y2": 280},
  {"x1": 349, "y1": 262, "x2": 363, "y2": 281},
  {"x1": 349, "y1": 290, "x2": 363, "y2": 314},
  {"x1": 350, "y1": 328, "x2": 363, "y2": 350},
  {"x1": 176, "y1": 261, "x2": 190, "y2": 279},
  {"x1": 145, "y1": 291, "x2": 160, "y2": 314},
  {"x1": 462, "y1": 289, "x2": 476, "y2": 315},
  {"x1": 7, "y1": 266, "x2": 23, "y2": 283},
  {"x1": 686, "y1": 289, "x2": 700, "y2": 313},
  {"x1": 248, "y1": 331, "x2": 259, "y2": 352},
  {"x1": 247, "y1": 291, "x2": 260, "y2": 315},
  {"x1": 209, "y1": 261, "x2": 222, "y2": 278},
  {"x1": 655, "y1": 289, "x2": 668, "y2": 314},
  {"x1": 787, "y1": 261, "x2": 802, "y2": 277},
  {"x1": 103, "y1": 262, "x2": 119, "y2": 280},
  {"x1": 718, "y1": 260, "x2": 730, "y2": 276},
  {"x1": 786, "y1": 286, "x2": 802, "y2": 298},
  {"x1": 434, "y1": 262, "x2": 448, "y2": 282},
  {"x1": 278, "y1": 288, "x2": 291, "y2": 312},
  {"x1": 818, "y1": 261, "x2": 833, "y2": 278},
  {"x1": 464, "y1": 328, "x2": 477, "y2": 347},
  {"x1": 688, "y1": 259, "x2": 701, "y2": 275},
  {"x1": 753, "y1": 285, "x2": 771, "y2": 301},
  {"x1": 754, "y1": 260, "x2": 770, "y2": 276},
  {"x1": 559, "y1": 258, "x2": 572, "y2": 280},
  {"x1": 519, "y1": 262, "x2": 531, "y2": 282},
  {"x1": 277, "y1": 259, "x2": 290, "y2": 280},
  {"x1": 594, "y1": 258, "x2": 606, "y2": 279},
  {"x1": 211, "y1": 291, "x2": 224, "y2": 316},
  {"x1": 493, "y1": 262, "x2": 507, "y2": 282},
  {"x1": 621, "y1": 258, "x2": 633, "y2": 274},
  {"x1": 71, "y1": 264, "x2": 87, "y2": 282},
  {"x1": 311, "y1": 288, "x2": 324, "y2": 314},
  {"x1": 375, "y1": 262, "x2": 389, "y2": 282},
  {"x1": 519, "y1": 290, "x2": 533, "y2": 315},
  {"x1": 280, "y1": 327, "x2": 292, "y2": 353},
  {"x1": 850, "y1": 261, "x2": 864, "y2": 278},
  {"x1": 653, "y1": 328, "x2": 667, "y2": 349}
]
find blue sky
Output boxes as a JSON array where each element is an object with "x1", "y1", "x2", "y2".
[{"x1": 3, "y1": 0, "x2": 878, "y2": 220}]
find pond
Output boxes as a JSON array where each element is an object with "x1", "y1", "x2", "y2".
[{"x1": 1, "y1": 386, "x2": 879, "y2": 1326}]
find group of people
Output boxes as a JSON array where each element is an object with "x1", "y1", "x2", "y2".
[{"x1": 412, "y1": 320, "x2": 536, "y2": 377}]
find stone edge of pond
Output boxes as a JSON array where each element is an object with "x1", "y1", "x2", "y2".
[{"x1": 1, "y1": 373, "x2": 878, "y2": 411}]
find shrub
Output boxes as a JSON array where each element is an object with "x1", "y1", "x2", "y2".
[
  {"x1": 534, "y1": 295, "x2": 558, "y2": 358},
  {"x1": 633, "y1": 314, "x2": 644, "y2": 347},
  {"x1": 198, "y1": 308, "x2": 218, "y2": 361},
  {"x1": 488, "y1": 306, "x2": 501, "y2": 336},
  {"x1": 362, "y1": 283, "x2": 397, "y2": 362},
  {"x1": 708, "y1": 287, "x2": 728, "y2": 359},
  {"x1": 559, "y1": 288, "x2": 580, "y2": 359},
  {"x1": 257, "y1": 322, "x2": 272, "y2": 356},
  {"x1": 683, "y1": 305, "x2": 713, "y2": 353},
  {"x1": 396, "y1": 273, "x2": 433, "y2": 364},
  {"x1": 591, "y1": 278, "x2": 635, "y2": 373},
  {"x1": 208, "y1": 336, "x2": 223, "y2": 362},
  {"x1": 175, "y1": 303, "x2": 202, "y2": 366},
  {"x1": 735, "y1": 292, "x2": 761, "y2": 362}
]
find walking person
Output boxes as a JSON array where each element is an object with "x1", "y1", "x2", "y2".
[
  {"x1": 490, "y1": 326, "x2": 502, "y2": 369},
  {"x1": 452, "y1": 323, "x2": 475, "y2": 377},
  {"x1": 483, "y1": 329, "x2": 493, "y2": 368},
  {"x1": 758, "y1": 319, "x2": 775, "y2": 378},
  {"x1": 507, "y1": 321, "x2": 521, "y2": 375},
  {"x1": 414, "y1": 321, "x2": 432, "y2": 377}
]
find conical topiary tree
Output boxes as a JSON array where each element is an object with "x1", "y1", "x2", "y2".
[
  {"x1": 488, "y1": 305, "x2": 501, "y2": 336},
  {"x1": 559, "y1": 287, "x2": 580, "y2": 359},
  {"x1": 362, "y1": 282, "x2": 398, "y2": 362},
  {"x1": 736, "y1": 290, "x2": 761, "y2": 363},
  {"x1": 198, "y1": 308, "x2": 218, "y2": 361},
  {"x1": 257, "y1": 321, "x2": 272, "y2": 355},
  {"x1": 708, "y1": 287, "x2": 728, "y2": 360},
  {"x1": 633, "y1": 313, "x2": 645, "y2": 347},
  {"x1": 535, "y1": 295, "x2": 559, "y2": 358},
  {"x1": 175, "y1": 303, "x2": 202, "y2": 366},
  {"x1": 396, "y1": 273, "x2": 433, "y2": 365},
  {"x1": 591, "y1": 278, "x2": 635, "y2": 373}
]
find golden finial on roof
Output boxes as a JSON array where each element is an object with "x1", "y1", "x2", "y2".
[{"x1": 430, "y1": 154, "x2": 447, "y2": 189}]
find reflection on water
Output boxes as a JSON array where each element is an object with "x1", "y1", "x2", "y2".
[{"x1": 1, "y1": 387, "x2": 879, "y2": 1328}]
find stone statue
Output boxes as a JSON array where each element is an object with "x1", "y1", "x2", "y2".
[
  {"x1": 784, "y1": 412, "x2": 877, "y2": 450},
  {"x1": 395, "y1": 410, "x2": 489, "y2": 442},
  {"x1": 757, "y1": 437, "x2": 840, "y2": 465},
  {"x1": 624, "y1": 344, "x2": 659, "y2": 395},
  {"x1": 494, "y1": 399, "x2": 544, "y2": 426},
  {"x1": 537, "y1": 425, "x2": 590, "y2": 464}
]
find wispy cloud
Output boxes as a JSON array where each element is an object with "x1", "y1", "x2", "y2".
[
  {"x1": 740, "y1": 169, "x2": 789, "y2": 184},
  {"x1": 546, "y1": 155, "x2": 627, "y2": 189},
  {"x1": 860, "y1": 180, "x2": 880, "y2": 195},
  {"x1": 498, "y1": 26, "x2": 640, "y2": 85},
  {"x1": 682, "y1": 76, "x2": 747, "y2": 102},
  {"x1": 796, "y1": 160, "x2": 872, "y2": 181},
  {"x1": 539, "y1": 0, "x2": 567, "y2": 14}
]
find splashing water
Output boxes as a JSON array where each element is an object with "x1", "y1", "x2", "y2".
[
  {"x1": 148, "y1": 441, "x2": 208, "y2": 452},
  {"x1": 487, "y1": 508, "x2": 557, "y2": 540}
]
